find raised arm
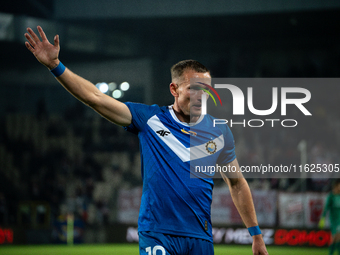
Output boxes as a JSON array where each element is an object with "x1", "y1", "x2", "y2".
[
  {"x1": 221, "y1": 158, "x2": 269, "y2": 255},
  {"x1": 24, "y1": 26, "x2": 132, "y2": 126}
]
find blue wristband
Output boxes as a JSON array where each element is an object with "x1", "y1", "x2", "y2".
[
  {"x1": 248, "y1": 226, "x2": 261, "y2": 236},
  {"x1": 50, "y1": 62, "x2": 66, "y2": 77}
]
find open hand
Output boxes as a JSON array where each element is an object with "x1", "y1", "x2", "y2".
[{"x1": 24, "y1": 26, "x2": 60, "y2": 70}]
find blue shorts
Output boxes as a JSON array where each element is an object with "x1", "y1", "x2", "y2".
[{"x1": 139, "y1": 231, "x2": 214, "y2": 255}]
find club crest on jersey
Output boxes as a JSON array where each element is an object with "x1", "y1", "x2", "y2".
[
  {"x1": 205, "y1": 140, "x2": 217, "y2": 154},
  {"x1": 181, "y1": 128, "x2": 197, "y2": 136}
]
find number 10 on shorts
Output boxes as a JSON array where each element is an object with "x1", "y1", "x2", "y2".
[{"x1": 146, "y1": 245, "x2": 166, "y2": 255}]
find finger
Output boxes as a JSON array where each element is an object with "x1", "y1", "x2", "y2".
[
  {"x1": 24, "y1": 32, "x2": 36, "y2": 47},
  {"x1": 25, "y1": 41, "x2": 35, "y2": 53},
  {"x1": 37, "y1": 26, "x2": 48, "y2": 41},
  {"x1": 27, "y1": 27, "x2": 41, "y2": 43},
  {"x1": 54, "y1": 34, "x2": 59, "y2": 48}
]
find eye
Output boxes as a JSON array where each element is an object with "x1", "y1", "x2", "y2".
[{"x1": 190, "y1": 86, "x2": 200, "y2": 91}]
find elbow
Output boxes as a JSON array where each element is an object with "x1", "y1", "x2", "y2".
[
  {"x1": 85, "y1": 91, "x2": 102, "y2": 107},
  {"x1": 229, "y1": 178, "x2": 248, "y2": 191}
]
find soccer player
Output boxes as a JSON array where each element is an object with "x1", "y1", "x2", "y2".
[
  {"x1": 24, "y1": 26, "x2": 268, "y2": 255},
  {"x1": 319, "y1": 179, "x2": 340, "y2": 255}
]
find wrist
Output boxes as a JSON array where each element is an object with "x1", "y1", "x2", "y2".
[
  {"x1": 252, "y1": 233, "x2": 263, "y2": 240},
  {"x1": 50, "y1": 61, "x2": 65, "y2": 77},
  {"x1": 48, "y1": 59, "x2": 60, "y2": 70},
  {"x1": 248, "y1": 225, "x2": 261, "y2": 237}
]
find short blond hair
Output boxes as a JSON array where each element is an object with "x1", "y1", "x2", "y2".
[{"x1": 171, "y1": 60, "x2": 210, "y2": 81}]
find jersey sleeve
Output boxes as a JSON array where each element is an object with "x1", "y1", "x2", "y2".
[
  {"x1": 123, "y1": 102, "x2": 161, "y2": 134},
  {"x1": 217, "y1": 125, "x2": 236, "y2": 164}
]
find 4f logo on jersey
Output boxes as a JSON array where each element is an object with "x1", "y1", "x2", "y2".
[{"x1": 156, "y1": 130, "x2": 171, "y2": 137}]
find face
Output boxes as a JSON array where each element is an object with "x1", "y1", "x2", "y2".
[{"x1": 170, "y1": 69, "x2": 211, "y2": 123}]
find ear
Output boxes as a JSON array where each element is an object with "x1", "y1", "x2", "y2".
[{"x1": 170, "y1": 82, "x2": 179, "y2": 97}]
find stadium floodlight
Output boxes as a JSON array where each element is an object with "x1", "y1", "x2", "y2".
[
  {"x1": 96, "y1": 82, "x2": 109, "y2": 93},
  {"x1": 120, "y1": 82, "x2": 130, "y2": 91},
  {"x1": 108, "y1": 82, "x2": 117, "y2": 91},
  {"x1": 112, "y1": 89, "x2": 123, "y2": 99}
]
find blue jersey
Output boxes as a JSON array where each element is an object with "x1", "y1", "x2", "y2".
[{"x1": 124, "y1": 103, "x2": 236, "y2": 242}]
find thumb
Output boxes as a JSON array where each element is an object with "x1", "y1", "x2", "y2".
[{"x1": 54, "y1": 34, "x2": 59, "y2": 48}]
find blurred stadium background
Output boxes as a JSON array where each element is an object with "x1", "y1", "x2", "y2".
[{"x1": 0, "y1": 0, "x2": 340, "y2": 253}]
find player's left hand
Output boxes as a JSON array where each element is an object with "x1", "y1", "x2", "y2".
[{"x1": 252, "y1": 235, "x2": 269, "y2": 255}]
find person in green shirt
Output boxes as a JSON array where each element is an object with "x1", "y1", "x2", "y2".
[{"x1": 319, "y1": 179, "x2": 340, "y2": 255}]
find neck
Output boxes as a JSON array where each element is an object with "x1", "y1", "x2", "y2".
[{"x1": 172, "y1": 106, "x2": 200, "y2": 124}]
